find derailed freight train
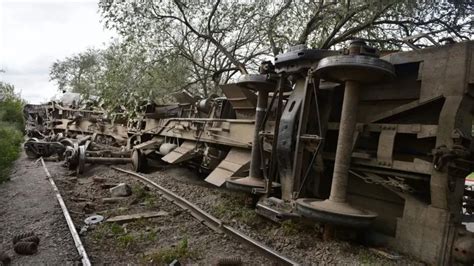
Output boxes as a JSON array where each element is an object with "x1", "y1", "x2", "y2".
[
  {"x1": 131, "y1": 40, "x2": 474, "y2": 264},
  {"x1": 24, "y1": 40, "x2": 474, "y2": 264}
]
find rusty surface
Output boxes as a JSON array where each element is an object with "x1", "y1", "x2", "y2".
[{"x1": 22, "y1": 41, "x2": 474, "y2": 265}]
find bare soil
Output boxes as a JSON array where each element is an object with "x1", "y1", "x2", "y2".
[{"x1": 0, "y1": 152, "x2": 78, "y2": 265}]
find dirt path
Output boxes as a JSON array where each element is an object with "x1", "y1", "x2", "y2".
[{"x1": 0, "y1": 152, "x2": 79, "y2": 265}]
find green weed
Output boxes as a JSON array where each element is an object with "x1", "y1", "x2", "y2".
[
  {"x1": 211, "y1": 194, "x2": 260, "y2": 226},
  {"x1": 145, "y1": 238, "x2": 196, "y2": 264},
  {"x1": 117, "y1": 234, "x2": 136, "y2": 249}
]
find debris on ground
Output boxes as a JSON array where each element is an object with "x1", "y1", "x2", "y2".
[
  {"x1": 110, "y1": 183, "x2": 132, "y2": 197},
  {"x1": 11, "y1": 231, "x2": 40, "y2": 257},
  {"x1": 13, "y1": 242, "x2": 37, "y2": 255},
  {"x1": 12, "y1": 232, "x2": 36, "y2": 245},
  {"x1": 107, "y1": 211, "x2": 169, "y2": 223},
  {"x1": 369, "y1": 247, "x2": 402, "y2": 260}
]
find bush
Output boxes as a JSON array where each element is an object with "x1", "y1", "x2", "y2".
[
  {"x1": 0, "y1": 125, "x2": 23, "y2": 182},
  {"x1": 0, "y1": 99, "x2": 24, "y2": 131},
  {"x1": 0, "y1": 98, "x2": 25, "y2": 183}
]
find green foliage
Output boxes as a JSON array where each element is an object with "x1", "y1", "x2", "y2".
[
  {"x1": 211, "y1": 194, "x2": 260, "y2": 226},
  {"x1": 145, "y1": 238, "x2": 196, "y2": 264},
  {"x1": 92, "y1": 221, "x2": 158, "y2": 251},
  {"x1": 280, "y1": 219, "x2": 320, "y2": 236},
  {"x1": 0, "y1": 125, "x2": 23, "y2": 183},
  {"x1": 49, "y1": 48, "x2": 101, "y2": 95},
  {"x1": 132, "y1": 185, "x2": 157, "y2": 208},
  {"x1": 281, "y1": 220, "x2": 299, "y2": 236},
  {"x1": 117, "y1": 234, "x2": 137, "y2": 249},
  {"x1": 49, "y1": 42, "x2": 190, "y2": 117},
  {"x1": 98, "y1": 0, "x2": 473, "y2": 97},
  {"x1": 92, "y1": 222, "x2": 138, "y2": 250},
  {"x1": 110, "y1": 223, "x2": 125, "y2": 235},
  {"x1": 359, "y1": 249, "x2": 377, "y2": 265},
  {"x1": 0, "y1": 82, "x2": 24, "y2": 183},
  {"x1": 0, "y1": 98, "x2": 24, "y2": 131}
]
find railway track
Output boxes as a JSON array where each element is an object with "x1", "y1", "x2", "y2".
[
  {"x1": 39, "y1": 158, "x2": 91, "y2": 266},
  {"x1": 38, "y1": 157, "x2": 298, "y2": 265},
  {"x1": 111, "y1": 166, "x2": 299, "y2": 266}
]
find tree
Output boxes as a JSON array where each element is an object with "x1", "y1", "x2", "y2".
[
  {"x1": 50, "y1": 48, "x2": 102, "y2": 96},
  {"x1": 268, "y1": 0, "x2": 473, "y2": 50},
  {"x1": 100, "y1": 0, "x2": 473, "y2": 79},
  {"x1": 0, "y1": 81, "x2": 17, "y2": 101},
  {"x1": 0, "y1": 80, "x2": 25, "y2": 182},
  {"x1": 49, "y1": 41, "x2": 190, "y2": 115},
  {"x1": 100, "y1": 0, "x2": 271, "y2": 95}
]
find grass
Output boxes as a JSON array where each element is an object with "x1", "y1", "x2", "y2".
[
  {"x1": 281, "y1": 220, "x2": 299, "y2": 235},
  {"x1": 211, "y1": 193, "x2": 260, "y2": 226},
  {"x1": 91, "y1": 220, "x2": 160, "y2": 251},
  {"x1": 0, "y1": 98, "x2": 24, "y2": 183},
  {"x1": 117, "y1": 234, "x2": 137, "y2": 249},
  {"x1": 92, "y1": 222, "x2": 139, "y2": 250},
  {"x1": 358, "y1": 249, "x2": 378, "y2": 265},
  {"x1": 132, "y1": 184, "x2": 158, "y2": 208},
  {"x1": 280, "y1": 219, "x2": 320, "y2": 236},
  {"x1": 144, "y1": 238, "x2": 197, "y2": 264}
]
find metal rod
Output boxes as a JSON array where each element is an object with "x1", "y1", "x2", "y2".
[
  {"x1": 329, "y1": 80, "x2": 360, "y2": 202},
  {"x1": 266, "y1": 76, "x2": 286, "y2": 194},
  {"x1": 85, "y1": 157, "x2": 131, "y2": 164},
  {"x1": 39, "y1": 158, "x2": 91, "y2": 266},
  {"x1": 249, "y1": 91, "x2": 269, "y2": 179},
  {"x1": 111, "y1": 166, "x2": 299, "y2": 265}
]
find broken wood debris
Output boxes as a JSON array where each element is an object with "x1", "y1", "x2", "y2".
[{"x1": 106, "y1": 211, "x2": 169, "y2": 223}]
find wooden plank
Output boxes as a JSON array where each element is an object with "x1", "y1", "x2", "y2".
[{"x1": 106, "y1": 211, "x2": 169, "y2": 223}]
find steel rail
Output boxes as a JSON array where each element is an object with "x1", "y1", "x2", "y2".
[
  {"x1": 111, "y1": 166, "x2": 299, "y2": 265},
  {"x1": 39, "y1": 158, "x2": 91, "y2": 266}
]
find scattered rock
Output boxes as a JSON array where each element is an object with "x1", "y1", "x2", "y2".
[{"x1": 110, "y1": 183, "x2": 132, "y2": 197}]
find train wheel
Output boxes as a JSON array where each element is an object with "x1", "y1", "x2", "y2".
[
  {"x1": 24, "y1": 138, "x2": 39, "y2": 159},
  {"x1": 131, "y1": 149, "x2": 147, "y2": 173},
  {"x1": 76, "y1": 145, "x2": 86, "y2": 175}
]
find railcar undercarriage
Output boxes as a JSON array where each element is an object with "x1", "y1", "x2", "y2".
[{"x1": 24, "y1": 41, "x2": 474, "y2": 264}]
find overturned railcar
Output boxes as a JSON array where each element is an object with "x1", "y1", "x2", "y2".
[{"x1": 132, "y1": 41, "x2": 474, "y2": 264}]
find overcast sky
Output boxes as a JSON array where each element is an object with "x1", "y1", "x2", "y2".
[{"x1": 0, "y1": 0, "x2": 116, "y2": 104}]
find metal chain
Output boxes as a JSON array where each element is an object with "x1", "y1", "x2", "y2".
[{"x1": 350, "y1": 170, "x2": 416, "y2": 193}]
